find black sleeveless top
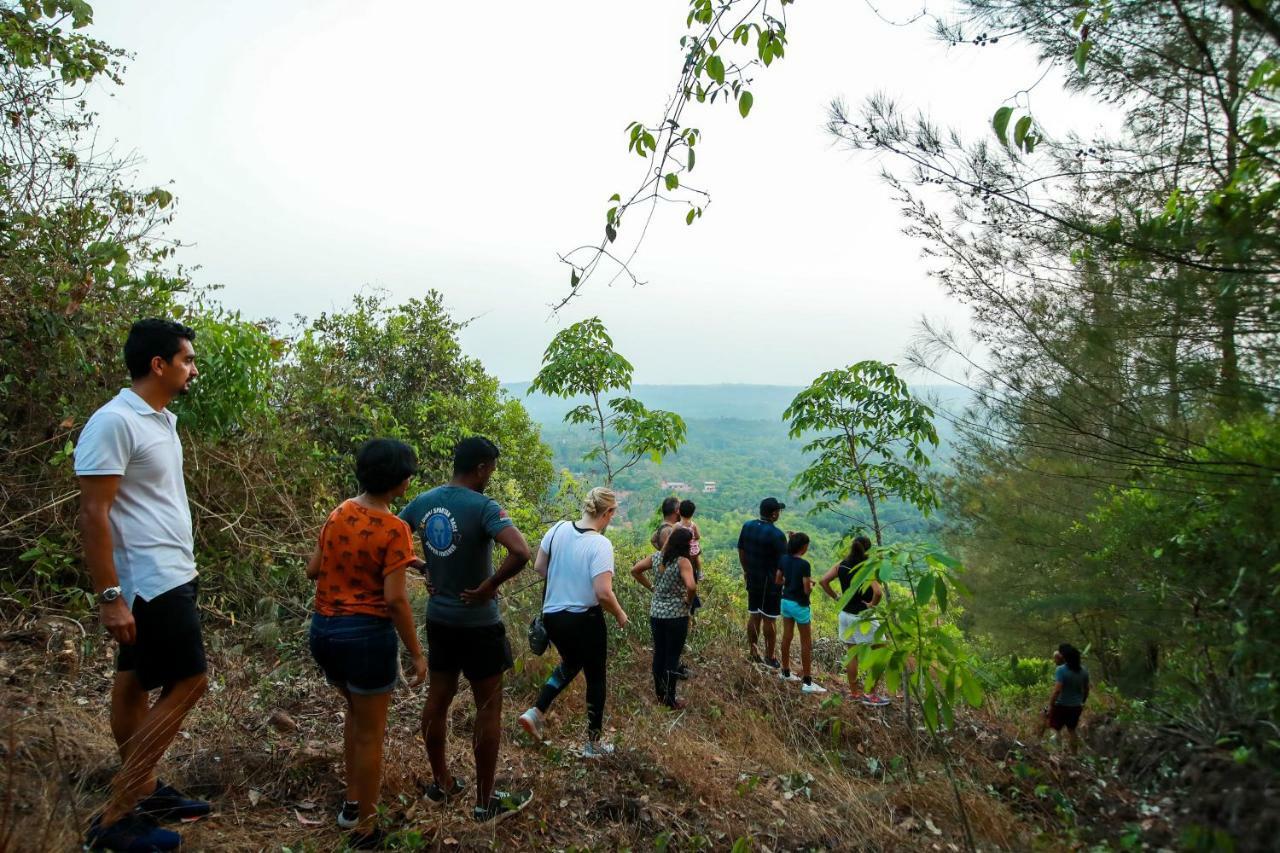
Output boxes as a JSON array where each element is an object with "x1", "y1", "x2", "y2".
[{"x1": 837, "y1": 561, "x2": 875, "y2": 615}]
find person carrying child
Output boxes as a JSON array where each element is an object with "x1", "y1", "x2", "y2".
[
  {"x1": 631, "y1": 526, "x2": 698, "y2": 709},
  {"x1": 776, "y1": 533, "x2": 827, "y2": 694},
  {"x1": 305, "y1": 439, "x2": 427, "y2": 849}
]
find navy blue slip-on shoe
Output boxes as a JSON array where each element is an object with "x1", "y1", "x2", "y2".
[
  {"x1": 137, "y1": 780, "x2": 212, "y2": 821},
  {"x1": 85, "y1": 813, "x2": 181, "y2": 851}
]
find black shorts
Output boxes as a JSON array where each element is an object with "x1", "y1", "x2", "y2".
[
  {"x1": 425, "y1": 620, "x2": 512, "y2": 682},
  {"x1": 117, "y1": 580, "x2": 207, "y2": 691},
  {"x1": 746, "y1": 575, "x2": 781, "y2": 619},
  {"x1": 309, "y1": 613, "x2": 398, "y2": 695},
  {"x1": 1047, "y1": 704, "x2": 1083, "y2": 731}
]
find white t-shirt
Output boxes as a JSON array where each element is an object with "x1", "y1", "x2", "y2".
[
  {"x1": 539, "y1": 521, "x2": 614, "y2": 614},
  {"x1": 74, "y1": 388, "x2": 197, "y2": 608}
]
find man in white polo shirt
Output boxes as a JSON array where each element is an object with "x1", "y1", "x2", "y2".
[{"x1": 77, "y1": 319, "x2": 210, "y2": 852}]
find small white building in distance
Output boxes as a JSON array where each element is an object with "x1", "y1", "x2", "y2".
[
  {"x1": 661, "y1": 481, "x2": 691, "y2": 491},
  {"x1": 703, "y1": 481, "x2": 717, "y2": 493}
]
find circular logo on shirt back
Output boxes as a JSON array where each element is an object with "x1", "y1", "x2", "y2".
[{"x1": 423, "y1": 508, "x2": 460, "y2": 557}]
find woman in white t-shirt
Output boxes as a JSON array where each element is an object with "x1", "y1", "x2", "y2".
[{"x1": 517, "y1": 488, "x2": 629, "y2": 756}]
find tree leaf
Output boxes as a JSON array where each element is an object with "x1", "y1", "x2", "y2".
[
  {"x1": 993, "y1": 106, "x2": 1013, "y2": 147},
  {"x1": 1074, "y1": 40, "x2": 1091, "y2": 74},
  {"x1": 664, "y1": 173, "x2": 679, "y2": 191},
  {"x1": 706, "y1": 55, "x2": 725, "y2": 85},
  {"x1": 605, "y1": 223, "x2": 617, "y2": 243},
  {"x1": 915, "y1": 574, "x2": 934, "y2": 607},
  {"x1": 1013, "y1": 115, "x2": 1032, "y2": 149},
  {"x1": 739, "y1": 90, "x2": 753, "y2": 118}
]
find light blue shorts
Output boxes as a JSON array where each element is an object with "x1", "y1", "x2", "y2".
[{"x1": 780, "y1": 598, "x2": 811, "y2": 625}]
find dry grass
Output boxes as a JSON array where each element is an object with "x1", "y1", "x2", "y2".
[{"x1": 0, "y1": 591, "x2": 1132, "y2": 852}]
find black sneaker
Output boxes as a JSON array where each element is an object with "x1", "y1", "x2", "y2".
[
  {"x1": 764, "y1": 657, "x2": 782, "y2": 670},
  {"x1": 337, "y1": 799, "x2": 360, "y2": 829},
  {"x1": 473, "y1": 789, "x2": 533, "y2": 824},
  {"x1": 347, "y1": 826, "x2": 390, "y2": 850},
  {"x1": 85, "y1": 812, "x2": 181, "y2": 851},
  {"x1": 137, "y1": 780, "x2": 212, "y2": 821},
  {"x1": 674, "y1": 663, "x2": 690, "y2": 680},
  {"x1": 425, "y1": 776, "x2": 467, "y2": 804}
]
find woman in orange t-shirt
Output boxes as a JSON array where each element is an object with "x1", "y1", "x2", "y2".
[{"x1": 305, "y1": 439, "x2": 426, "y2": 849}]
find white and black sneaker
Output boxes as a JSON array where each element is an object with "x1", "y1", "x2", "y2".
[
  {"x1": 780, "y1": 669, "x2": 802, "y2": 683},
  {"x1": 473, "y1": 789, "x2": 533, "y2": 824},
  {"x1": 336, "y1": 800, "x2": 359, "y2": 830},
  {"x1": 801, "y1": 679, "x2": 828, "y2": 695}
]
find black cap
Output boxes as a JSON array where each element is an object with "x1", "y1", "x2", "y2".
[{"x1": 760, "y1": 497, "x2": 785, "y2": 515}]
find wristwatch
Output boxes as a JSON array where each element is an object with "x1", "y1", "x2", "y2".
[{"x1": 97, "y1": 586, "x2": 122, "y2": 604}]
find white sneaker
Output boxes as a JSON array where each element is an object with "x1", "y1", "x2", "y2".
[
  {"x1": 518, "y1": 707, "x2": 545, "y2": 740},
  {"x1": 581, "y1": 739, "x2": 615, "y2": 758},
  {"x1": 802, "y1": 681, "x2": 828, "y2": 694},
  {"x1": 780, "y1": 671, "x2": 802, "y2": 683}
]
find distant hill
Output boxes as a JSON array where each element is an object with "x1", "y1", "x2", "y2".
[{"x1": 503, "y1": 382, "x2": 972, "y2": 426}]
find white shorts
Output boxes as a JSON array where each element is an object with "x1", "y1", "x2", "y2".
[{"x1": 839, "y1": 611, "x2": 881, "y2": 646}]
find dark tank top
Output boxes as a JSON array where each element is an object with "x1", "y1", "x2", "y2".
[{"x1": 837, "y1": 562, "x2": 875, "y2": 615}]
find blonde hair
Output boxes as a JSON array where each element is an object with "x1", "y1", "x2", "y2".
[{"x1": 582, "y1": 486, "x2": 618, "y2": 517}]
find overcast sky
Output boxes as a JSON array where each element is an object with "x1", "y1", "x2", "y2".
[{"x1": 86, "y1": 1, "x2": 1099, "y2": 385}]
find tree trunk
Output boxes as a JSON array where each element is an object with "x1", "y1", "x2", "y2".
[{"x1": 593, "y1": 391, "x2": 614, "y2": 485}]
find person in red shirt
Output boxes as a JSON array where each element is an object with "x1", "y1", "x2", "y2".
[{"x1": 305, "y1": 439, "x2": 426, "y2": 849}]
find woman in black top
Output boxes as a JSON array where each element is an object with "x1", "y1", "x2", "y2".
[{"x1": 819, "y1": 536, "x2": 890, "y2": 706}]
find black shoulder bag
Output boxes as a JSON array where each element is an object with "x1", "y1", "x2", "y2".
[{"x1": 527, "y1": 521, "x2": 564, "y2": 655}]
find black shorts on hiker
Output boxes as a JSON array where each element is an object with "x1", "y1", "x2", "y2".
[
  {"x1": 116, "y1": 580, "x2": 207, "y2": 691},
  {"x1": 425, "y1": 620, "x2": 512, "y2": 682},
  {"x1": 746, "y1": 575, "x2": 781, "y2": 619},
  {"x1": 1047, "y1": 704, "x2": 1083, "y2": 731},
  {"x1": 309, "y1": 613, "x2": 398, "y2": 695}
]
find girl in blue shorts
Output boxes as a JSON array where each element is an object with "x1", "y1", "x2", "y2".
[{"x1": 775, "y1": 533, "x2": 827, "y2": 694}]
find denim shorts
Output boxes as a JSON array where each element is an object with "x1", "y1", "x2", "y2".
[{"x1": 309, "y1": 613, "x2": 398, "y2": 695}]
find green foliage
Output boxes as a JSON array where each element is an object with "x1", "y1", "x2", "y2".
[
  {"x1": 784, "y1": 361, "x2": 939, "y2": 544},
  {"x1": 530, "y1": 317, "x2": 686, "y2": 485},
  {"x1": 842, "y1": 542, "x2": 984, "y2": 732},
  {"x1": 556, "y1": 0, "x2": 792, "y2": 303},
  {"x1": 175, "y1": 307, "x2": 279, "y2": 439}
]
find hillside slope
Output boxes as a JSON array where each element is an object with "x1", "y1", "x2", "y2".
[{"x1": 1, "y1": 562, "x2": 1156, "y2": 852}]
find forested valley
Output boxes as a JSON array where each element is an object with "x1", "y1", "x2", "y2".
[{"x1": 1, "y1": 1, "x2": 1277, "y2": 851}]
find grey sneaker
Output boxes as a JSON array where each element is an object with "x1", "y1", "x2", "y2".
[
  {"x1": 473, "y1": 789, "x2": 533, "y2": 824},
  {"x1": 581, "y1": 739, "x2": 616, "y2": 758},
  {"x1": 518, "y1": 707, "x2": 545, "y2": 741},
  {"x1": 336, "y1": 799, "x2": 360, "y2": 829}
]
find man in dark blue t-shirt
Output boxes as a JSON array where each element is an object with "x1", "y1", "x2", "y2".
[
  {"x1": 400, "y1": 437, "x2": 534, "y2": 823},
  {"x1": 737, "y1": 497, "x2": 787, "y2": 667}
]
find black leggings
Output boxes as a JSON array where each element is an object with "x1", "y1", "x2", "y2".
[
  {"x1": 535, "y1": 607, "x2": 608, "y2": 737},
  {"x1": 650, "y1": 616, "x2": 689, "y2": 706}
]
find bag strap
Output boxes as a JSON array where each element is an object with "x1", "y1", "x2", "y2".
[{"x1": 541, "y1": 521, "x2": 566, "y2": 609}]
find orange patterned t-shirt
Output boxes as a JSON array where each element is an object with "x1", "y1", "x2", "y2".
[{"x1": 313, "y1": 499, "x2": 417, "y2": 617}]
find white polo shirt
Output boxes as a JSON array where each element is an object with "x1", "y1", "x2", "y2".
[{"x1": 75, "y1": 388, "x2": 197, "y2": 607}]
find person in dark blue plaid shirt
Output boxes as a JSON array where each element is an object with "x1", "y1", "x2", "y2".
[{"x1": 737, "y1": 497, "x2": 787, "y2": 667}]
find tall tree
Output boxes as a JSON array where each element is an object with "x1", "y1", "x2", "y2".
[
  {"x1": 529, "y1": 317, "x2": 686, "y2": 485},
  {"x1": 783, "y1": 360, "x2": 939, "y2": 545}
]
